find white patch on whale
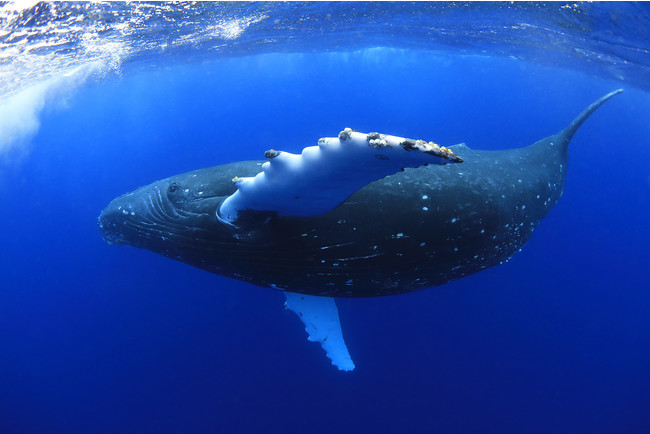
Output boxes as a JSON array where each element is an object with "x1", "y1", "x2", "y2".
[
  {"x1": 284, "y1": 292, "x2": 355, "y2": 371},
  {"x1": 218, "y1": 129, "x2": 462, "y2": 223}
]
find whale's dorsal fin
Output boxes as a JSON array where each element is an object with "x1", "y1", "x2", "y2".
[
  {"x1": 284, "y1": 292, "x2": 355, "y2": 371},
  {"x1": 217, "y1": 129, "x2": 462, "y2": 224}
]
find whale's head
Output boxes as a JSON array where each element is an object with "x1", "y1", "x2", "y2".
[
  {"x1": 98, "y1": 161, "x2": 265, "y2": 259},
  {"x1": 104, "y1": 160, "x2": 280, "y2": 253},
  {"x1": 98, "y1": 170, "x2": 232, "y2": 253}
]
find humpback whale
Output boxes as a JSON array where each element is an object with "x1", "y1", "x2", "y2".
[{"x1": 99, "y1": 90, "x2": 622, "y2": 371}]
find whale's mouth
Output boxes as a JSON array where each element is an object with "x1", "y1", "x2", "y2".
[{"x1": 97, "y1": 217, "x2": 120, "y2": 245}]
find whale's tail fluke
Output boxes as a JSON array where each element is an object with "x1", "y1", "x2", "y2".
[{"x1": 559, "y1": 89, "x2": 624, "y2": 146}]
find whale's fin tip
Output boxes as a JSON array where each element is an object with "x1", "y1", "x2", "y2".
[
  {"x1": 560, "y1": 89, "x2": 624, "y2": 145},
  {"x1": 284, "y1": 292, "x2": 355, "y2": 372}
]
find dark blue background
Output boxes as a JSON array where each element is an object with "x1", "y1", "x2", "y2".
[{"x1": 1, "y1": 50, "x2": 649, "y2": 433}]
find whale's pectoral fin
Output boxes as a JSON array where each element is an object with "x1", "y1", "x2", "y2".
[
  {"x1": 218, "y1": 128, "x2": 463, "y2": 224},
  {"x1": 284, "y1": 292, "x2": 355, "y2": 371}
]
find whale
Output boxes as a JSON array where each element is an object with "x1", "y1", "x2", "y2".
[{"x1": 99, "y1": 89, "x2": 622, "y2": 371}]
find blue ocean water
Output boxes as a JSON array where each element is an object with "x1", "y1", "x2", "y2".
[{"x1": 1, "y1": 2, "x2": 649, "y2": 433}]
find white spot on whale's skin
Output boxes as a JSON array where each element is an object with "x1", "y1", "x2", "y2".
[
  {"x1": 422, "y1": 206, "x2": 429, "y2": 211},
  {"x1": 122, "y1": 209, "x2": 128, "y2": 215},
  {"x1": 422, "y1": 195, "x2": 428, "y2": 200}
]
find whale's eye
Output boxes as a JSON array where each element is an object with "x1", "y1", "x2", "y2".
[{"x1": 168, "y1": 182, "x2": 178, "y2": 193}]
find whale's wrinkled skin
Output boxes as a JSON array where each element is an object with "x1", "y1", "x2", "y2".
[{"x1": 98, "y1": 90, "x2": 622, "y2": 298}]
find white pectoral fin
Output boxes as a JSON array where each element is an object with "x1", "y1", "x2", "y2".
[
  {"x1": 218, "y1": 128, "x2": 463, "y2": 223},
  {"x1": 284, "y1": 292, "x2": 355, "y2": 372}
]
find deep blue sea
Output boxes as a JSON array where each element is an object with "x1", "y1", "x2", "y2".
[{"x1": 1, "y1": 2, "x2": 649, "y2": 433}]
